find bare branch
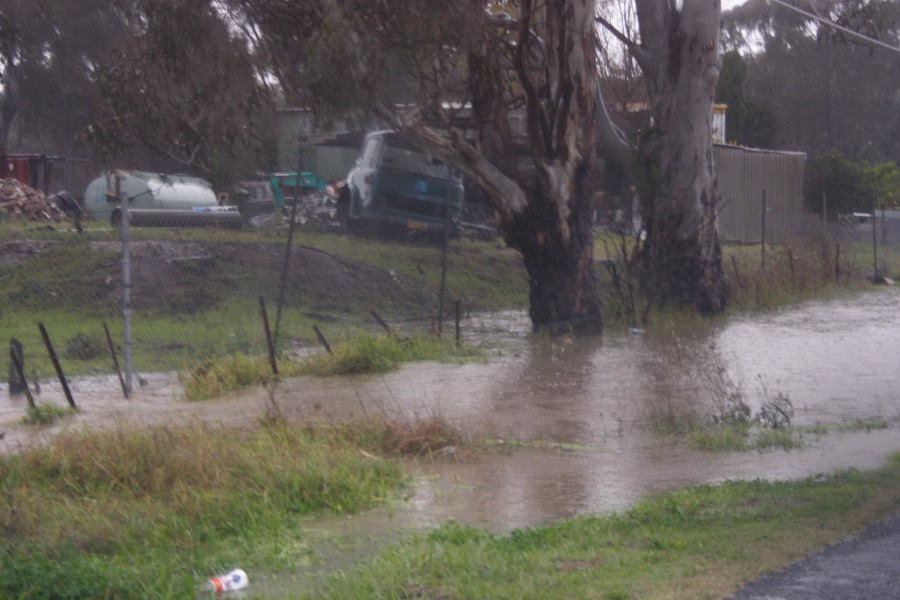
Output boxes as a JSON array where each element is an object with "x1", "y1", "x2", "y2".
[{"x1": 595, "y1": 15, "x2": 653, "y2": 73}]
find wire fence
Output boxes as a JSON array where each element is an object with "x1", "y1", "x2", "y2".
[
  {"x1": 1, "y1": 188, "x2": 521, "y2": 406},
  {"x1": 2, "y1": 191, "x2": 898, "y2": 408}
]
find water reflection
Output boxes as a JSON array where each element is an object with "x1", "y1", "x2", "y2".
[{"x1": 3, "y1": 289, "x2": 899, "y2": 532}]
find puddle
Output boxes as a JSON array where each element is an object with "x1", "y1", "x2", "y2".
[{"x1": 3, "y1": 289, "x2": 899, "y2": 535}]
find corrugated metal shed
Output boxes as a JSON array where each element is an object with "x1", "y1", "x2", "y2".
[{"x1": 714, "y1": 144, "x2": 806, "y2": 243}]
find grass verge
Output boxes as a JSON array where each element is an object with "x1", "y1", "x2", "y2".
[
  {"x1": 305, "y1": 453, "x2": 900, "y2": 600},
  {"x1": 0, "y1": 419, "x2": 452, "y2": 599},
  {"x1": 2, "y1": 414, "x2": 899, "y2": 599}
]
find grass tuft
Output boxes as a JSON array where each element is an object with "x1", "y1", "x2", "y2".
[
  {"x1": 299, "y1": 332, "x2": 476, "y2": 376},
  {"x1": 180, "y1": 352, "x2": 302, "y2": 401},
  {"x1": 21, "y1": 403, "x2": 75, "y2": 426}
]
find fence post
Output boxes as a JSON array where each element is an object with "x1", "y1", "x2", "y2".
[
  {"x1": 872, "y1": 190, "x2": 878, "y2": 278},
  {"x1": 760, "y1": 188, "x2": 767, "y2": 272},
  {"x1": 437, "y1": 180, "x2": 452, "y2": 335},
  {"x1": 117, "y1": 172, "x2": 134, "y2": 394},
  {"x1": 275, "y1": 137, "x2": 306, "y2": 346},
  {"x1": 8, "y1": 338, "x2": 27, "y2": 398},
  {"x1": 9, "y1": 343, "x2": 35, "y2": 409},
  {"x1": 38, "y1": 323, "x2": 76, "y2": 409},
  {"x1": 454, "y1": 300, "x2": 461, "y2": 348},
  {"x1": 103, "y1": 322, "x2": 129, "y2": 399},
  {"x1": 259, "y1": 297, "x2": 278, "y2": 377}
]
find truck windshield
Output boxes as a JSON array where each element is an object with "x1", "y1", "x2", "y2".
[{"x1": 376, "y1": 136, "x2": 456, "y2": 181}]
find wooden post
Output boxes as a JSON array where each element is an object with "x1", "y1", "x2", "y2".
[
  {"x1": 371, "y1": 310, "x2": 392, "y2": 335},
  {"x1": 835, "y1": 242, "x2": 841, "y2": 281},
  {"x1": 8, "y1": 338, "x2": 26, "y2": 397},
  {"x1": 454, "y1": 300, "x2": 461, "y2": 348},
  {"x1": 37, "y1": 322, "x2": 76, "y2": 409},
  {"x1": 313, "y1": 326, "x2": 333, "y2": 354},
  {"x1": 787, "y1": 247, "x2": 795, "y2": 287},
  {"x1": 9, "y1": 344, "x2": 35, "y2": 409},
  {"x1": 103, "y1": 322, "x2": 129, "y2": 399},
  {"x1": 258, "y1": 297, "x2": 278, "y2": 376}
]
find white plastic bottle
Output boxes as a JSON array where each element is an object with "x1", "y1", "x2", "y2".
[{"x1": 204, "y1": 569, "x2": 249, "y2": 593}]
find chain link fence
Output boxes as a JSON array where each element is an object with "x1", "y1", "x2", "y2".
[
  {"x1": 2, "y1": 177, "x2": 898, "y2": 408},
  {"x1": 1, "y1": 180, "x2": 523, "y2": 406}
]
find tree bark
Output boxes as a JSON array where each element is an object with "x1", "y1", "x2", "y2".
[
  {"x1": 403, "y1": 0, "x2": 605, "y2": 335},
  {"x1": 636, "y1": 0, "x2": 730, "y2": 313},
  {"x1": 506, "y1": 169, "x2": 604, "y2": 336}
]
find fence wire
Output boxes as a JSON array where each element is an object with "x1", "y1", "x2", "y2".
[{"x1": 2, "y1": 197, "x2": 898, "y2": 408}]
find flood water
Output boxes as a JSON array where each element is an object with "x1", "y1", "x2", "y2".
[{"x1": 2, "y1": 288, "x2": 899, "y2": 534}]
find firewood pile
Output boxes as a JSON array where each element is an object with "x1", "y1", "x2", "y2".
[{"x1": 0, "y1": 178, "x2": 69, "y2": 222}]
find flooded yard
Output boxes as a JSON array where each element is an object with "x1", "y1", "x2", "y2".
[{"x1": 2, "y1": 288, "x2": 899, "y2": 533}]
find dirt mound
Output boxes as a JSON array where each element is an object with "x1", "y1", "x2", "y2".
[{"x1": 79, "y1": 240, "x2": 428, "y2": 315}]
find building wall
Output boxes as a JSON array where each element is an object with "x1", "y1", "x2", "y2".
[{"x1": 714, "y1": 145, "x2": 807, "y2": 243}]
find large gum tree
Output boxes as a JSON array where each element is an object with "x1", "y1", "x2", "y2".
[{"x1": 235, "y1": 0, "x2": 729, "y2": 332}]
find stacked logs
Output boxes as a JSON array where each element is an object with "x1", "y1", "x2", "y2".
[{"x1": 0, "y1": 178, "x2": 68, "y2": 222}]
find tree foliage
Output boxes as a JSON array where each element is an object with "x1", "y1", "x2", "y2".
[
  {"x1": 87, "y1": 0, "x2": 273, "y2": 185},
  {"x1": 805, "y1": 150, "x2": 900, "y2": 216},
  {"x1": 715, "y1": 50, "x2": 778, "y2": 148},
  {"x1": 722, "y1": 0, "x2": 900, "y2": 163},
  {"x1": 0, "y1": 0, "x2": 132, "y2": 154}
]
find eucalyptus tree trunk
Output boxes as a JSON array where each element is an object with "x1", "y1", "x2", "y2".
[
  {"x1": 412, "y1": 0, "x2": 604, "y2": 335},
  {"x1": 634, "y1": 0, "x2": 730, "y2": 312},
  {"x1": 498, "y1": 0, "x2": 604, "y2": 335}
]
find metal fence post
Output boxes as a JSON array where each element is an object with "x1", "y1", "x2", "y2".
[
  {"x1": 761, "y1": 188, "x2": 767, "y2": 272},
  {"x1": 117, "y1": 173, "x2": 133, "y2": 394},
  {"x1": 872, "y1": 190, "x2": 878, "y2": 278},
  {"x1": 437, "y1": 179, "x2": 451, "y2": 334}
]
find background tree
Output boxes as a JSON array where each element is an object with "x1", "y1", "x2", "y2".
[
  {"x1": 714, "y1": 50, "x2": 778, "y2": 148},
  {"x1": 234, "y1": 0, "x2": 606, "y2": 335},
  {"x1": 87, "y1": 0, "x2": 273, "y2": 187},
  {"x1": 0, "y1": 0, "x2": 131, "y2": 155},
  {"x1": 236, "y1": 0, "x2": 732, "y2": 331},
  {"x1": 722, "y1": 0, "x2": 900, "y2": 163}
]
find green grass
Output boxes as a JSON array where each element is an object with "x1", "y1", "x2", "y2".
[
  {"x1": 180, "y1": 352, "x2": 302, "y2": 401},
  {"x1": 21, "y1": 403, "x2": 76, "y2": 425},
  {"x1": 3, "y1": 411, "x2": 900, "y2": 599},
  {"x1": 298, "y1": 331, "x2": 480, "y2": 376},
  {"x1": 302, "y1": 454, "x2": 900, "y2": 599},
  {"x1": 685, "y1": 423, "x2": 805, "y2": 452},
  {"x1": 179, "y1": 332, "x2": 480, "y2": 400},
  {"x1": 2, "y1": 220, "x2": 897, "y2": 387},
  {"x1": 0, "y1": 420, "x2": 408, "y2": 599}
]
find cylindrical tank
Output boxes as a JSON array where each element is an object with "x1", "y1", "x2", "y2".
[{"x1": 83, "y1": 170, "x2": 221, "y2": 225}]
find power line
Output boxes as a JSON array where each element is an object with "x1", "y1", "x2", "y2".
[{"x1": 768, "y1": 0, "x2": 900, "y2": 54}]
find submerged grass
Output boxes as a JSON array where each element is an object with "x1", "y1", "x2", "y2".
[
  {"x1": 180, "y1": 352, "x2": 302, "y2": 401},
  {"x1": 21, "y1": 403, "x2": 75, "y2": 426},
  {"x1": 298, "y1": 331, "x2": 479, "y2": 376},
  {"x1": 685, "y1": 423, "x2": 805, "y2": 452},
  {"x1": 180, "y1": 332, "x2": 479, "y2": 400}
]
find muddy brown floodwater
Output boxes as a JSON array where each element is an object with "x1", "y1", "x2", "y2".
[{"x1": 2, "y1": 289, "x2": 899, "y2": 535}]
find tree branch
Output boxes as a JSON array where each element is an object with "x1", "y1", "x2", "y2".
[{"x1": 595, "y1": 15, "x2": 654, "y2": 74}]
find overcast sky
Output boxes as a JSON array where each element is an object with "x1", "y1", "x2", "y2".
[{"x1": 722, "y1": 0, "x2": 747, "y2": 11}]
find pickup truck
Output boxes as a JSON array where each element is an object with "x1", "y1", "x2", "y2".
[{"x1": 338, "y1": 130, "x2": 464, "y2": 240}]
